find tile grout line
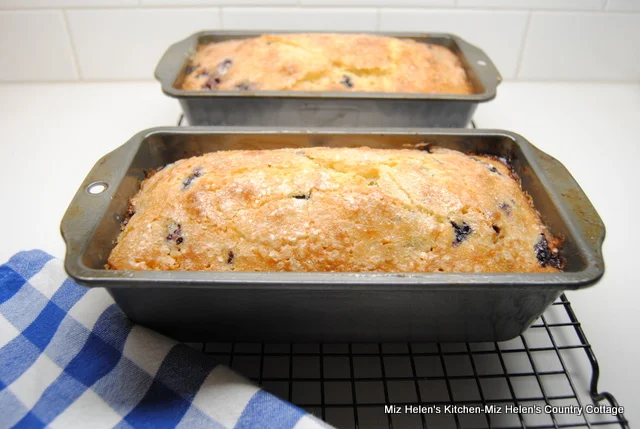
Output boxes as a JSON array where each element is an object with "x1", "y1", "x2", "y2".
[
  {"x1": 61, "y1": 9, "x2": 83, "y2": 81},
  {"x1": 513, "y1": 10, "x2": 532, "y2": 81}
]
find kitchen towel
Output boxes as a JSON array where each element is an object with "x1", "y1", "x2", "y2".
[{"x1": 0, "y1": 250, "x2": 331, "y2": 429}]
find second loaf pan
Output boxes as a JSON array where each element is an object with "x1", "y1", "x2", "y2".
[
  {"x1": 61, "y1": 128, "x2": 604, "y2": 343},
  {"x1": 155, "y1": 31, "x2": 502, "y2": 127}
]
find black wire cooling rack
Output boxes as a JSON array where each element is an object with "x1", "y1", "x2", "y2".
[
  {"x1": 177, "y1": 115, "x2": 628, "y2": 428},
  {"x1": 195, "y1": 294, "x2": 628, "y2": 429}
]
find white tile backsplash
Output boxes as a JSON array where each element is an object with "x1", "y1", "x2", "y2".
[
  {"x1": 140, "y1": 0, "x2": 216, "y2": 5},
  {"x1": 379, "y1": 9, "x2": 528, "y2": 79},
  {"x1": 0, "y1": 11, "x2": 77, "y2": 81},
  {"x1": 0, "y1": 2, "x2": 638, "y2": 82},
  {"x1": 141, "y1": 0, "x2": 297, "y2": 5},
  {"x1": 519, "y1": 12, "x2": 640, "y2": 81},
  {"x1": 222, "y1": 7, "x2": 378, "y2": 31},
  {"x1": 66, "y1": 8, "x2": 220, "y2": 80},
  {"x1": 0, "y1": 0, "x2": 137, "y2": 8},
  {"x1": 300, "y1": 0, "x2": 454, "y2": 6},
  {"x1": 458, "y1": 0, "x2": 606, "y2": 10},
  {"x1": 606, "y1": 0, "x2": 640, "y2": 11}
]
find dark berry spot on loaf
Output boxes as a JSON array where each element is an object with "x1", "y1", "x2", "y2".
[
  {"x1": 166, "y1": 222, "x2": 183, "y2": 245},
  {"x1": 451, "y1": 221, "x2": 472, "y2": 247},
  {"x1": 203, "y1": 76, "x2": 221, "y2": 90},
  {"x1": 121, "y1": 206, "x2": 135, "y2": 229},
  {"x1": 184, "y1": 65, "x2": 196, "y2": 76},
  {"x1": 292, "y1": 193, "x2": 310, "y2": 200},
  {"x1": 492, "y1": 225, "x2": 501, "y2": 234},
  {"x1": 534, "y1": 233, "x2": 562, "y2": 268},
  {"x1": 235, "y1": 81, "x2": 255, "y2": 90},
  {"x1": 499, "y1": 202, "x2": 511, "y2": 215},
  {"x1": 217, "y1": 58, "x2": 233, "y2": 75},
  {"x1": 340, "y1": 75, "x2": 354, "y2": 88},
  {"x1": 470, "y1": 157, "x2": 503, "y2": 175},
  {"x1": 227, "y1": 250, "x2": 234, "y2": 264},
  {"x1": 182, "y1": 169, "x2": 203, "y2": 189},
  {"x1": 143, "y1": 168, "x2": 157, "y2": 179}
]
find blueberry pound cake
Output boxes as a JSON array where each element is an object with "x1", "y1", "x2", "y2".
[
  {"x1": 178, "y1": 33, "x2": 474, "y2": 94},
  {"x1": 107, "y1": 146, "x2": 563, "y2": 273}
]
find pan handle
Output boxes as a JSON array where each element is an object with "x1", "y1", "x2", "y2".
[
  {"x1": 454, "y1": 35, "x2": 502, "y2": 97},
  {"x1": 154, "y1": 33, "x2": 199, "y2": 90},
  {"x1": 60, "y1": 134, "x2": 142, "y2": 280},
  {"x1": 531, "y1": 146, "x2": 606, "y2": 264}
]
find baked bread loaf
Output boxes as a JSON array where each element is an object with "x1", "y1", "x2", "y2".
[
  {"x1": 179, "y1": 33, "x2": 474, "y2": 94},
  {"x1": 107, "y1": 146, "x2": 562, "y2": 273}
]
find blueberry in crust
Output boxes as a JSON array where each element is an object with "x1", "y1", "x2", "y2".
[
  {"x1": 182, "y1": 168, "x2": 203, "y2": 189},
  {"x1": 534, "y1": 233, "x2": 563, "y2": 269},
  {"x1": 202, "y1": 76, "x2": 221, "y2": 90},
  {"x1": 340, "y1": 75, "x2": 354, "y2": 88},
  {"x1": 235, "y1": 82, "x2": 255, "y2": 90},
  {"x1": 166, "y1": 222, "x2": 183, "y2": 245},
  {"x1": 451, "y1": 221, "x2": 472, "y2": 247},
  {"x1": 121, "y1": 206, "x2": 135, "y2": 229},
  {"x1": 217, "y1": 58, "x2": 233, "y2": 75},
  {"x1": 499, "y1": 202, "x2": 511, "y2": 214}
]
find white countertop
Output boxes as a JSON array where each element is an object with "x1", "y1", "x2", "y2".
[{"x1": 0, "y1": 81, "x2": 638, "y2": 423}]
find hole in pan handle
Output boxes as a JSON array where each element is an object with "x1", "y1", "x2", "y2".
[
  {"x1": 60, "y1": 133, "x2": 143, "y2": 281},
  {"x1": 453, "y1": 34, "x2": 502, "y2": 93},
  {"x1": 87, "y1": 181, "x2": 108, "y2": 195}
]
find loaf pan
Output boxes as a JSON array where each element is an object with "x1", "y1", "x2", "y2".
[
  {"x1": 155, "y1": 31, "x2": 501, "y2": 128},
  {"x1": 61, "y1": 128, "x2": 604, "y2": 343}
]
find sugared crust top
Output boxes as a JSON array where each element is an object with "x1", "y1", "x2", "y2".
[
  {"x1": 179, "y1": 33, "x2": 474, "y2": 94},
  {"x1": 107, "y1": 146, "x2": 562, "y2": 273}
]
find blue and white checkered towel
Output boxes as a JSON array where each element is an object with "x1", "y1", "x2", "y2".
[{"x1": 0, "y1": 250, "x2": 331, "y2": 429}]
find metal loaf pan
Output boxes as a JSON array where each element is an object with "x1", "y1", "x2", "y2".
[
  {"x1": 61, "y1": 128, "x2": 604, "y2": 343},
  {"x1": 155, "y1": 31, "x2": 502, "y2": 128}
]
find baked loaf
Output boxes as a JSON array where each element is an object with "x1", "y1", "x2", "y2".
[
  {"x1": 107, "y1": 146, "x2": 562, "y2": 273},
  {"x1": 179, "y1": 33, "x2": 474, "y2": 94}
]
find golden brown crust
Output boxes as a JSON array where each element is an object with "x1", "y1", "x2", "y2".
[
  {"x1": 107, "y1": 146, "x2": 562, "y2": 273},
  {"x1": 178, "y1": 34, "x2": 474, "y2": 94}
]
